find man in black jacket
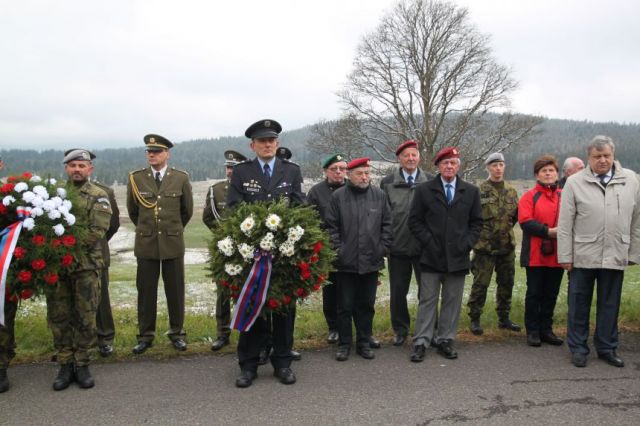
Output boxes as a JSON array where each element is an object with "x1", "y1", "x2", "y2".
[
  {"x1": 326, "y1": 158, "x2": 392, "y2": 361},
  {"x1": 408, "y1": 147, "x2": 482, "y2": 362}
]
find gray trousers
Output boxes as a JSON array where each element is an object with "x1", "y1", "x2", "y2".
[{"x1": 413, "y1": 271, "x2": 466, "y2": 347}]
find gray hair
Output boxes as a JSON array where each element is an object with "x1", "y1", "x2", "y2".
[
  {"x1": 562, "y1": 156, "x2": 583, "y2": 173},
  {"x1": 587, "y1": 135, "x2": 615, "y2": 155}
]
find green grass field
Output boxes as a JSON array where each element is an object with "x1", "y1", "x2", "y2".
[{"x1": 8, "y1": 219, "x2": 640, "y2": 364}]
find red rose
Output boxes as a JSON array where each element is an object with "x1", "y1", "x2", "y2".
[
  {"x1": 61, "y1": 254, "x2": 74, "y2": 267},
  {"x1": 231, "y1": 293, "x2": 239, "y2": 300},
  {"x1": 312, "y1": 241, "x2": 323, "y2": 254},
  {"x1": 295, "y1": 288, "x2": 307, "y2": 297},
  {"x1": 18, "y1": 270, "x2": 32, "y2": 283},
  {"x1": 0, "y1": 204, "x2": 7, "y2": 215},
  {"x1": 31, "y1": 259, "x2": 46, "y2": 271},
  {"x1": 44, "y1": 272, "x2": 59, "y2": 285},
  {"x1": 7, "y1": 294, "x2": 18, "y2": 303},
  {"x1": 282, "y1": 295, "x2": 292, "y2": 305},
  {"x1": 62, "y1": 235, "x2": 76, "y2": 247},
  {"x1": 20, "y1": 288, "x2": 34, "y2": 299},
  {"x1": 316, "y1": 274, "x2": 326, "y2": 285},
  {"x1": 313, "y1": 283, "x2": 321, "y2": 291},
  {"x1": 219, "y1": 280, "x2": 229, "y2": 287},
  {"x1": 309, "y1": 255, "x2": 319, "y2": 264},
  {"x1": 268, "y1": 298, "x2": 279, "y2": 309},
  {"x1": 300, "y1": 269, "x2": 311, "y2": 280},
  {"x1": 13, "y1": 246, "x2": 26, "y2": 259},
  {"x1": 7, "y1": 176, "x2": 16, "y2": 183},
  {"x1": 230, "y1": 284, "x2": 239, "y2": 291},
  {"x1": 32, "y1": 235, "x2": 46, "y2": 246},
  {"x1": 51, "y1": 239, "x2": 62, "y2": 248},
  {"x1": 0, "y1": 183, "x2": 14, "y2": 194},
  {"x1": 22, "y1": 172, "x2": 33, "y2": 179}
]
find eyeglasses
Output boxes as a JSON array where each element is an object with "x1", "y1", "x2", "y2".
[{"x1": 327, "y1": 167, "x2": 347, "y2": 172}]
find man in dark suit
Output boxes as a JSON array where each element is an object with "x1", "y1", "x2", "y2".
[
  {"x1": 408, "y1": 147, "x2": 482, "y2": 362},
  {"x1": 126, "y1": 134, "x2": 194, "y2": 354},
  {"x1": 227, "y1": 119, "x2": 304, "y2": 388}
]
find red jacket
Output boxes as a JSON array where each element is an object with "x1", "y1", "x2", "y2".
[{"x1": 518, "y1": 183, "x2": 562, "y2": 267}]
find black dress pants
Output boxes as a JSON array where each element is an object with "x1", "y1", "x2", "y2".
[
  {"x1": 237, "y1": 310, "x2": 294, "y2": 372},
  {"x1": 388, "y1": 255, "x2": 420, "y2": 337},
  {"x1": 336, "y1": 271, "x2": 378, "y2": 349},
  {"x1": 524, "y1": 267, "x2": 564, "y2": 335}
]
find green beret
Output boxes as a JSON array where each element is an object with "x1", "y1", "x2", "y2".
[{"x1": 322, "y1": 153, "x2": 346, "y2": 169}]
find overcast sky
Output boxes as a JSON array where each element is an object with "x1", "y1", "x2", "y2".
[{"x1": 1, "y1": 0, "x2": 638, "y2": 149}]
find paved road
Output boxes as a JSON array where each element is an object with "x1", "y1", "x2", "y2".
[{"x1": 2, "y1": 334, "x2": 640, "y2": 425}]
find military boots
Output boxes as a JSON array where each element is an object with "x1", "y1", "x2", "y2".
[
  {"x1": 0, "y1": 368, "x2": 9, "y2": 393},
  {"x1": 76, "y1": 365, "x2": 95, "y2": 389},
  {"x1": 53, "y1": 363, "x2": 75, "y2": 391}
]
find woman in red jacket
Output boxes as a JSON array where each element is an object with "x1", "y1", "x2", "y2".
[{"x1": 518, "y1": 155, "x2": 565, "y2": 347}]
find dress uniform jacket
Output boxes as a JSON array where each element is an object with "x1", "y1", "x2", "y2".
[
  {"x1": 203, "y1": 179, "x2": 230, "y2": 228},
  {"x1": 227, "y1": 158, "x2": 304, "y2": 207},
  {"x1": 126, "y1": 167, "x2": 193, "y2": 260}
]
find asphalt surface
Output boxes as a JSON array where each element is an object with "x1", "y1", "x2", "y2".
[{"x1": 2, "y1": 334, "x2": 640, "y2": 425}]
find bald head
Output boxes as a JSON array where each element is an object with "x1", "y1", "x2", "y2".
[{"x1": 562, "y1": 157, "x2": 585, "y2": 177}]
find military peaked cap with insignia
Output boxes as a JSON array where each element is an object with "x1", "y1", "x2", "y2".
[
  {"x1": 276, "y1": 147, "x2": 292, "y2": 160},
  {"x1": 63, "y1": 148, "x2": 96, "y2": 163},
  {"x1": 245, "y1": 119, "x2": 282, "y2": 139},
  {"x1": 322, "y1": 153, "x2": 345, "y2": 169},
  {"x1": 224, "y1": 150, "x2": 247, "y2": 166},
  {"x1": 144, "y1": 134, "x2": 174, "y2": 151}
]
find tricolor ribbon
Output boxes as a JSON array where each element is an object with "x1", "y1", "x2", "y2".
[
  {"x1": 0, "y1": 222, "x2": 24, "y2": 325},
  {"x1": 230, "y1": 251, "x2": 272, "y2": 332}
]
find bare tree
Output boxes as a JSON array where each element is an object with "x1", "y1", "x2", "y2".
[
  {"x1": 306, "y1": 113, "x2": 368, "y2": 160},
  {"x1": 328, "y1": 0, "x2": 542, "y2": 174}
]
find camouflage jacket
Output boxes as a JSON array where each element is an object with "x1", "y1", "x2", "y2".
[{"x1": 474, "y1": 179, "x2": 518, "y2": 255}]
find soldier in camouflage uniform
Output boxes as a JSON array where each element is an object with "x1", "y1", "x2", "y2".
[
  {"x1": 47, "y1": 149, "x2": 112, "y2": 391},
  {"x1": 203, "y1": 150, "x2": 246, "y2": 351},
  {"x1": 467, "y1": 153, "x2": 521, "y2": 335}
]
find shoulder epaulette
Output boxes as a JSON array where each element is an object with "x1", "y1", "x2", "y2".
[
  {"x1": 170, "y1": 167, "x2": 189, "y2": 176},
  {"x1": 129, "y1": 167, "x2": 147, "y2": 175},
  {"x1": 282, "y1": 159, "x2": 300, "y2": 167},
  {"x1": 236, "y1": 159, "x2": 253, "y2": 166}
]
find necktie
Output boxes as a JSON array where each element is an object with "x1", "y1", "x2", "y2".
[
  {"x1": 445, "y1": 183, "x2": 453, "y2": 205},
  {"x1": 407, "y1": 175, "x2": 414, "y2": 186},
  {"x1": 155, "y1": 171, "x2": 161, "y2": 188},
  {"x1": 598, "y1": 174, "x2": 608, "y2": 187},
  {"x1": 263, "y1": 163, "x2": 271, "y2": 183}
]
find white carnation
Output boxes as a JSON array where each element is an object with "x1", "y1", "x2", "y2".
[
  {"x1": 57, "y1": 187, "x2": 67, "y2": 199},
  {"x1": 217, "y1": 236, "x2": 235, "y2": 257},
  {"x1": 50, "y1": 196, "x2": 63, "y2": 207},
  {"x1": 224, "y1": 263, "x2": 243, "y2": 276},
  {"x1": 32, "y1": 185, "x2": 48, "y2": 197},
  {"x1": 31, "y1": 207, "x2": 44, "y2": 217},
  {"x1": 29, "y1": 175, "x2": 42, "y2": 183},
  {"x1": 2, "y1": 196, "x2": 16, "y2": 206},
  {"x1": 46, "y1": 178, "x2": 57, "y2": 185},
  {"x1": 48, "y1": 209, "x2": 62, "y2": 220},
  {"x1": 62, "y1": 199, "x2": 72, "y2": 211},
  {"x1": 13, "y1": 183, "x2": 28, "y2": 193},
  {"x1": 22, "y1": 191, "x2": 36, "y2": 203},
  {"x1": 22, "y1": 217, "x2": 35, "y2": 231},
  {"x1": 240, "y1": 215, "x2": 255, "y2": 235},
  {"x1": 42, "y1": 200, "x2": 56, "y2": 212},
  {"x1": 57, "y1": 204, "x2": 69, "y2": 215},
  {"x1": 30, "y1": 196, "x2": 44, "y2": 207},
  {"x1": 52, "y1": 223, "x2": 65, "y2": 236},
  {"x1": 237, "y1": 243, "x2": 255, "y2": 261},
  {"x1": 64, "y1": 213, "x2": 76, "y2": 226},
  {"x1": 265, "y1": 214, "x2": 281, "y2": 231}
]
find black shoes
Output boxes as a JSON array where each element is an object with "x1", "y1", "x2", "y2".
[
  {"x1": 470, "y1": 320, "x2": 483, "y2": 336},
  {"x1": 393, "y1": 334, "x2": 406, "y2": 346},
  {"x1": 335, "y1": 346, "x2": 350, "y2": 361},
  {"x1": 527, "y1": 332, "x2": 542, "y2": 347},
  {"x1": 598, "y1": 351, "x2": 624, "y2": 368},
  {"x1": 76, "y1": 366, "x2": 95, "y2": 389},
  {"x1": 437, "y1": 341, "x2": 458, "y2": 359},
  {"x1": 53, "y1": 363, "x2": 76, "y2": 391},
  {"x1": 327, "y1": 331, "x2": 339, "y2": 344},
  {"x1": 258, "y1": 348, "x2": 270, "y2": 365},
  {"x1": 0, "y1": 368, "x2": 9, "y2": 393},
  {"x1": 291, "y1": 350, "x2": 302, "y2": 361},
  {"x1": 572, "y1": 352, "x2": 587, "y2": 368},
  {"x1": 356, "y1": 346, "x2": 375, "y2": 360},
  {"x1": 410, "y1": 345, "x2": 426, "y2": 363},
  {"x1": 98, "y1": 344, "x2": 114, "y2": 357},
  {"x1": 211, "y1": 336, "x2": 229, "y2": 351},
  {"x1": 540, "y1": 331, "x2": 564, "y2": 346},
  {"x1": 132, "y1": 341, "x2": 152, "y2": 354},
  {"x1": 172, "y1": 339, "x2": 187, "y2": 351},
  {"x1": 498, "y1": 319, "x2": 521, "y2": 332},
  {"x1": 273, "y1": 368, "x2": 297, "y2": 385},
  {"x1": 369, "y1": 337, "x2": 381, "y2": 349},
  {"x1": 235, "y1": 370, "x2": 257, "y2": 388}
]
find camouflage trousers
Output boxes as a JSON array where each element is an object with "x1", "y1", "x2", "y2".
[
  {"x1": 0, "y1": 299, "x2": 18, "y2": 368},
  {"x1": 468, "y1": 251, "x2": 515, "y2": 321},
  {"x1": 46, "y1": 269, "x2": 100, "y2": 367}
]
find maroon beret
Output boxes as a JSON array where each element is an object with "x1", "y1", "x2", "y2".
[
  {"x1": 395, "y1": 140, "x2": 418, "y2": 156},
  {"x1": 347, "y1": 157, "x2": 370, "y2": 170},
  {"x1": 433, "y1": 147, "x2": 460, "y2": 165}
]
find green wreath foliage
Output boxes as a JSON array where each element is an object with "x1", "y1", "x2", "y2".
[{"x1": 207, "y1": 199, "x2": 335, "y2": 314}]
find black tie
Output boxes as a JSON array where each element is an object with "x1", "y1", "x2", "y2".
[
  {"x1": 598, "y1": 174, "x2": 608, "y2": 187},
  {"x1": 155, "y1": 171, "x2": 161, "y2": 188},
  {"x1": 407, "y1": 175, "x2": 414, "y2": 186},
  {"x1": 263, "y1": 163, "x2": 271, "y2": 184}
]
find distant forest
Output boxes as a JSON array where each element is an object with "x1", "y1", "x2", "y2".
[{"x1": 1, "y1": 117, "x2": 639, "y2": 184}]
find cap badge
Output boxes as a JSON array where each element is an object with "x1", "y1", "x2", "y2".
[
  {"x1": 264, "y1": 120, "x2": 271, "y2": 128},
  {"x1": 150, "y1": 137, "x2": 155, "y2": 143},
  {"x1": 336, "y1": 155, "x2": 342, "y2": 161}
]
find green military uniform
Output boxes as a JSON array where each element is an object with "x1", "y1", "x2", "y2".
[
  {"x1": 467, "y1": 179, "x2": 518, "y2": 322},
  {"x1": 46, "y1": 180, "x2": 112, "y2": 367},
  {"x1": 92, "y1": 182, "x2": 120, "y2": 349},
  {"x1": 127, "y1": 162, "x2": 193, "y2": 344}
]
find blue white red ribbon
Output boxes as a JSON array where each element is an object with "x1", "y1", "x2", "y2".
[
  {"x1": 230, "y1": 251, "x2": 272, "y2": 332},
  {"x1": 0, "y1": 222, "x2": 24, "y2": 325}
]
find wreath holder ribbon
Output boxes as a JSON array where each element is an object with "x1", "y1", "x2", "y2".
[
  {"x1": 230, "y1": 251, "x2": 272, "y2": 332},
  {"x1": 0, "y1": 222, "x2": 24, "y2": 325}
]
